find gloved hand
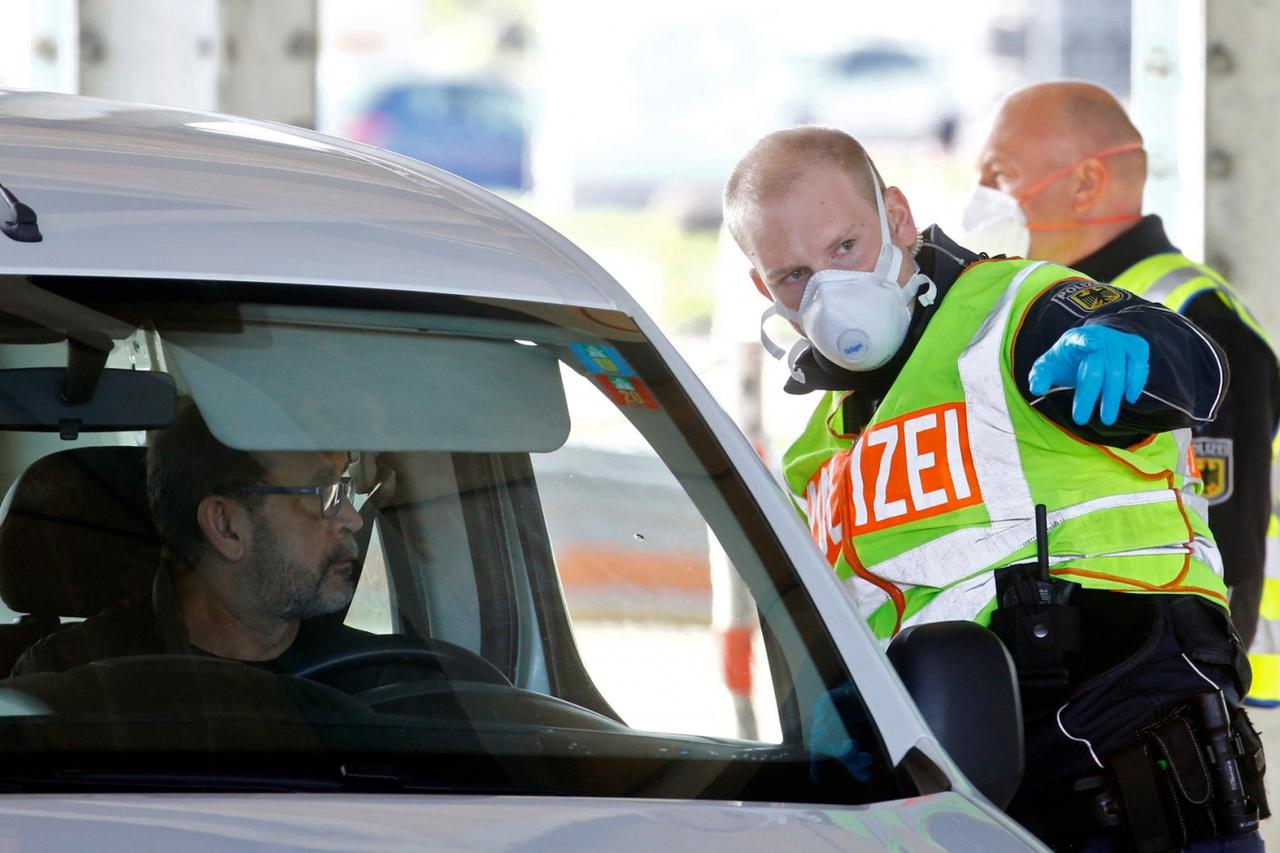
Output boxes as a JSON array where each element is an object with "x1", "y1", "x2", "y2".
[
  {"x1": 1028, "y1": 325, "x2": 1150, "y2": 426},
  {"x1": 809, "y1": 683, "x2": 874, "y2": 784}
]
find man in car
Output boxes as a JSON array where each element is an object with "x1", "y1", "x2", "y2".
[
  {"x1": 969, "y1": 80, "x2": 1280, "y2": 707},
  {"x1": 11, "y1": 399, "x2": 368, "y2": 678},
  {"x1": 722, "y1": 126, "x2": 1265, "y2": 848}
]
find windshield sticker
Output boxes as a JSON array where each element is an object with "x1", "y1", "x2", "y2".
[
  {"x1": 571, "y1": 343, "x2": 636, "y2": 377},
  {"x1": 596, "y1": 374, "x2": 659, "y2": 409}
]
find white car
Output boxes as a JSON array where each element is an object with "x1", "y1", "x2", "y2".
[{"x1": 0, "y1": 89, "x2": 1041, "y2": 850}]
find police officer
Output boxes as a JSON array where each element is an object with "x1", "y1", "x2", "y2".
[
  {"x1": 970, "y1": 81, "x2": 1280, "y2": 707},
  {"x1": 723, "y1": 126, "x2": 1265, "y2": 849}
]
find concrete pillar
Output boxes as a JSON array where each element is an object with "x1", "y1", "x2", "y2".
[
  {"x1": 75, "y1": 0, "x2": 315, "y2": 127},
  {"x1": 12, "y1": 0, "x2": 77, "y2": 93},
  {"x1": 77, "y1": 0, "x2": 221, "y2": 111},
  {"x1": 1203, "y1": 1, "x2": 1280, "y2": 335},
  {"x1": 1130, "y1": 0, "x2": 1206, "y2": 259},
  {"x1": 218, "y1": 0, "x2": 317, "y2": 128}
]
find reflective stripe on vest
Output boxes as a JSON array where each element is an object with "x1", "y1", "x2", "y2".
[
  {"x1": 1141, "y1": 265, "x2": 1205, "y2": 305},
  {"x1": 1252, "y1": 522, "x2": 1280, "y2": 705}
]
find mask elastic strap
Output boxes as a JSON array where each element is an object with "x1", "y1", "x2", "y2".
[
  {"x1": 866, "y1": 158, "x2": 904, "y2": 282},
  {"x1": 1017, "y1": 141, "x2": 1144, "y2": 201},
  {"x1": 760, "y1": 302, "x2": 798, "y2": 357},
  {"x1": 785, "y1": 339, "x2": 807, "y2": 384},
  {"x1": 911, "y1": 273, "x2": 937, "y2": 308},
  {"x1": 759, "y1": 304, "x2": 808, "y2": 383},
  {"x1": 1027, "y1": 214, "x2": 1143, "y2": 232}
]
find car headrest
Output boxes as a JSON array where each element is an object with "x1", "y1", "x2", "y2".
[{"x1": 0, "y1": 446, "x2": 159, "y2": 617}]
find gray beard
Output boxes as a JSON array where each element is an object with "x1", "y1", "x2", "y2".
[{"x1": 248, "y1": 513, "x2": 358, "y2": 622}]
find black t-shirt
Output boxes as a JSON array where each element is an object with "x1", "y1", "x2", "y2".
[{"x1": 10, "y1": 575, "x2": 382, "y2": 692}]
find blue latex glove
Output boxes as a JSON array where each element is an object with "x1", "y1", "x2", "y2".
[
  {"x1": 809, "y1": 684, "x2": 874, "y2": 783},
  {"x1": 1028, "y1": 325, "x2": 1150, "y2": 426}
]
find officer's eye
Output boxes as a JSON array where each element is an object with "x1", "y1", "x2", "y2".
[
  {"x1": 785, "y1": 268, "x2": 807, "y2": 282},
  {"x1": 834, "y1": 240, "x2": 855, "y2": 255}
]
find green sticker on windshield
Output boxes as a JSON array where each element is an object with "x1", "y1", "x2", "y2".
[{"x1": 571, "y1": 343, "x2": 634, "y2": 377}]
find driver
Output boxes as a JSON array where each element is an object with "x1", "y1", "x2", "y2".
[{"x1": 11, "y1": 399, "x2": 373, "y2": 681}]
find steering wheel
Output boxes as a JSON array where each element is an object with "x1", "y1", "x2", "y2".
[{"x1": 282, "y1": 634, "x2": 511, "y2": 690}]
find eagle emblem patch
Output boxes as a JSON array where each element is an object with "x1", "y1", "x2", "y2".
[
  {"x1": 1065, "y1": 284, "x2": 1126, "y2": 312},
  {"x1": 1191, "y1": 437, "x2": 1233, "y2": 505}
]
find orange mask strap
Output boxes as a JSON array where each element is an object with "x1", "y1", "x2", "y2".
[
  {"x1": 1016, "y1": 142, "x2": 1144, "y2": 202},
  {"x1": 1027, "y1": 214, "x2": 1143, "y2": 232}
]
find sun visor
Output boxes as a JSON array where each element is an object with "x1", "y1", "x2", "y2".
[{"x1": 163, "y1": 324, "x2": 570, "y2": 453}]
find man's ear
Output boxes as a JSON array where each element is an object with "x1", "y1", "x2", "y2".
[
  {"x1": 1072, "y1": 159, "x2": 1109, "y2": 212},
  {"x1": 749, "y1": 268, "x2": 772, "y2": 301},
  {"x1": 196, "y1": 495, "x2": 248, "y2": 563},
  {"x1": 884, "y1": 187, "x2": 918, "y2": 251}
]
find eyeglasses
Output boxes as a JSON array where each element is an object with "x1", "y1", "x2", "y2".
[{"x1": 239, "y1": 476, "x2": 355, "y2": 519}]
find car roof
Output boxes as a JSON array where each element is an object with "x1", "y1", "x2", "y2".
[{"x1": 0, "y1": 89, "x2": 624, "y2": 310}]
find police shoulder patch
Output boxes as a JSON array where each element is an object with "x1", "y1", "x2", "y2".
[
  {"x1": 1191, "y1": 436, "x2": 1234, "y2": 506},
  {"x1": 1051, "y1": 280, "x2": 1129, "y2": 316}
]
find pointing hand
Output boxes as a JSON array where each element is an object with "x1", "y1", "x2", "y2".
[{"x1": 1028, "y1": 326, "x2": 1149, "y2": 426}]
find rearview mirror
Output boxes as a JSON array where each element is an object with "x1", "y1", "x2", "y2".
[
  {"x1": 0, "y1": 368, "x2": 176, "y2": 438},
  {"x1": 887, "y1": 620, "x2": 1024, "y2": 809}
]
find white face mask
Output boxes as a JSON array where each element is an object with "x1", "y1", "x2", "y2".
[
  {"x1": 759, "y1": 159, "x2": 936, "y2": 381},
  {"x1": 959, "y1": 184, "x2": 1029, "y2": 258}
]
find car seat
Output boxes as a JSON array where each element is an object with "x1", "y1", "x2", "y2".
[{"x1": 0, "y1": 446, "x2": 159, "y2": 675}]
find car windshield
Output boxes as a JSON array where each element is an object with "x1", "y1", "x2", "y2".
[{"x1": 0, "y1": 275, "x2": 900, "y2": 805}]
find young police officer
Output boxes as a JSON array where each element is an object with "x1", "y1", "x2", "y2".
[{"x1": 724, "y1": 126, "x2": 1266, "y2": 849}]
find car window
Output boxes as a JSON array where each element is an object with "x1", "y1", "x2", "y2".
[
  {"x1": 343, "y1": 516, "x2": 395, "y2": 635},
  {"x1": 0, "y1": 278, "x2": 902, "y2": 806},
  {"x1": 533, "y1": 365, "x2": 781, "y2": 741}
]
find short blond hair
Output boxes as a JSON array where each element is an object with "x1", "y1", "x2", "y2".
[{"x1": 722, "y1": 126, "x2": 884, "y2": 251}]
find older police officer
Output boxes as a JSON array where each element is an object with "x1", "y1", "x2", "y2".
[{"x1": 970, "y1": 81, "x2": 1280, "y2": 710}]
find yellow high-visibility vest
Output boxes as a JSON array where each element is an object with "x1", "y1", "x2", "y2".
[{"x1": 1114, "y1": 252, "x2": 1280, "y2": 705}]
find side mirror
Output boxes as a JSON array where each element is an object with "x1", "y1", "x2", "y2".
[{"x1": 887, "y1": 620, "x2": 1024, "y2": 808}]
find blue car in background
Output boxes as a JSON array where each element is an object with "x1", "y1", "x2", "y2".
[{"x1": 348, "y1": 80, "x2": 529, "y2": 191}]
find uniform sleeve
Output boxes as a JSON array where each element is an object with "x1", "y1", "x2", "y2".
[
  {"x1": 1012, "y1": 280, "x2": 1230, "y2": 447},
  {"x1": 1182, "y1": 292, "x2": 1278, "y2": 600}
]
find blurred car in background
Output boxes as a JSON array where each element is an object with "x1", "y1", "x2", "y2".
[
  {"x1": 787, "y1": 41, "x2": 961, "y2": 150},
  {"x1": 347, "y1": 79, "x2": 529, "y2": 191}
]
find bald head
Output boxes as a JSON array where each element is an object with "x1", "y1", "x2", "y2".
[
  {"x1": 997, "y1": 81, "x2": 1144, "y2": 172},
  {"x1": 723, "y1": 126, "x2": 883, "y2": 255},
  {"x1": 977, "y1": 81, "x2": 1147, "y2": 264}
]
